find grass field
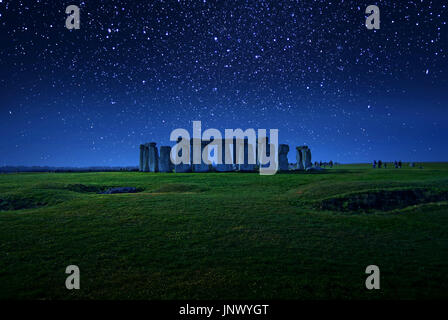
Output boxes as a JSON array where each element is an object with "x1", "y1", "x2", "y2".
[{"x1": 1, "y1": 163, "x2": 448, "y2": 300}]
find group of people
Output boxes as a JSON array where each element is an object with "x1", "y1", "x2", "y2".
[{"x1": 372, "y1": 160, "x2": 402, "y2": 169}]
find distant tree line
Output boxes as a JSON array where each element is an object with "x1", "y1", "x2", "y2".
[{"x1": 0, "y1": 166, "x2": 139, "y2": 173}]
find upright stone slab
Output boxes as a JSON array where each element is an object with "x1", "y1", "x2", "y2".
[
  {"x1": 278, "y1": 144, "x2": 289, "y2": 171},
  {"x1": 296, "y1": 146, "x2": 312, "y2": 170},
  {"x1": 148, "y1": 142, "x2": 159, "y2": 172},
  {"x1": 232, "y1": 138, "x2": 238, "y2": 171},
  {"x1": 304, "y1": 148, "x2": 312, "y2": 169},
  {"x1": 142, "y1": 143, "x2": 150, "y2": 172},
  {"x1": 175, "y1": 162, "x2": 191, "y2": 173},
  {"x1": 238, "y1": 138, "x2": 256, "y2": 172},
  {"x1": 255, "y1": 137, "x2": 269, "y2": 167},
  {"x1": 174, "y1": 138, "x2": 192, "y2": 173},
  {"x1": 296, "y1": 147, "x2": 304, "y2": 170},
  {"x1": 139, "y1": 144, "x2": 145, "y2": 172},
  {"x1": 216, "y1": 138, "x2": 234, "y2": 172},
  {"x1": 192, "y1": 139, "x2": 211, "y2": 172},
  {"x1": 158, "y1": 146, "x2": 172, "y2": 173}
]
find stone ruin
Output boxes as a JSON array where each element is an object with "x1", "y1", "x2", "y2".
[
  {"x1": 139, "y1": 143, "x2": 149, "y2": 172},
  {"x1": 192, "y1": 139, "x2": 212, "y2": 173},
  {"x1": 278, "y1": 144, "x2": 289, "y2": 171},
  {"x1": 159, "y1": 146, "x2": 173, "y2": 173},
  {"x1": 174, "y1": 137, "x2": 191, "y2": 173},
  {"x1": 215, "y1": 138, "x2": 234, "y2": 172},
  {"x1": 139, "y1": 140, "x2": 314, "y2": 173},
  {"x1": 296, "y1": 146, "x2": 312, "y2": 170},
  {"x1": 139, "y1": 142, "x2": 159, "y2": 172},
  {"x1": 237, "y1": 138, "x2": 256, "y2": 172},
  {"x1": 171, "y1": 138, "x2": 212, "y2": 173}
]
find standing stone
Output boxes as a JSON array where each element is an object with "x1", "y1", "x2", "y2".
[
  {"x1": 148, "y1": 142, "x2": 159, "y2": 172},
  {"x1": 142, "y1": 143, "x2": 150, "y2": 172},
  {"x1": 256, "y1": 137, "x2": 268, "y2": 167},
  {"x1": 296, "y1": 146, "x2": 312, "y2": 170},
  {"x1": 238, "y1": 138, "x2": 256, "y2": 172},
  {"x1": 216, "y1": 138, "x2": 234, "y2": 172},
  {"x1": 174, "y1": 138, "x2": 192, "y2": 173},
  {"x1": 139, "y1": 144, "x2": 145, "y2": 172},
  {"x1": 232, "y1": 138, "x2": 238, "y2": 171},
  {"x1": 278, "y1": 144, "x2": 289, "y2": 171},
  {"x1": 296, "y1": 147, "x2": 304, "y2": 170},
  {"x1": 304, "y1": 147, "x2": 312, "y2": 169},
  {"x1": 192, "y1": 139, "x2": 211, "y2": 172},
  {"x1": 158, "y1": 146, "x2": 172, "y2": 173}
]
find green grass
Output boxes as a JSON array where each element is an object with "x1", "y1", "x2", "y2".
[{"x1": 0, "y1": 163, "x2": 447, "y2": 300}]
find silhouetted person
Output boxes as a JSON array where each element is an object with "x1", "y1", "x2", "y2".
[
  {"x1": 329, "y1": 160, "x2": 333, "y2": 168},
  {"x1": 394, "y1": 160, "x2": 398, "y2": 168},
  {"x1": 373, "y1": 160, "x2": 377, "y2": 169},
  {"x1": 378, "y1": 160, "x2": 382, "y2": 168},
  {"x1": 398, "y1": 160, "x2": 402, "y2": 168}
]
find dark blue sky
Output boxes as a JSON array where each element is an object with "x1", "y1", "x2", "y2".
[{"x1": 0, "y1": 0, "x2": 447, "y2": 166}]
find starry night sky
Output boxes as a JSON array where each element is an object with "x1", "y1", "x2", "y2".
[{"x1": 0, "y1": 0, "x2": 447, "y2": 167}]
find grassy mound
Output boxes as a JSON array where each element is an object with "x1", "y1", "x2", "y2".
[
  {"x1": 320, "y1": 188, "x2": 448, "y2": 212},
  {"x1": 0, "y1": 194, "x2": 48, "y2": 211},
  {"x1": 65, "y1": 184, "x2": 109, "y2": 193},
  {"x1": 0, "y1": 189, "x2": 77, "y2": 212}
]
